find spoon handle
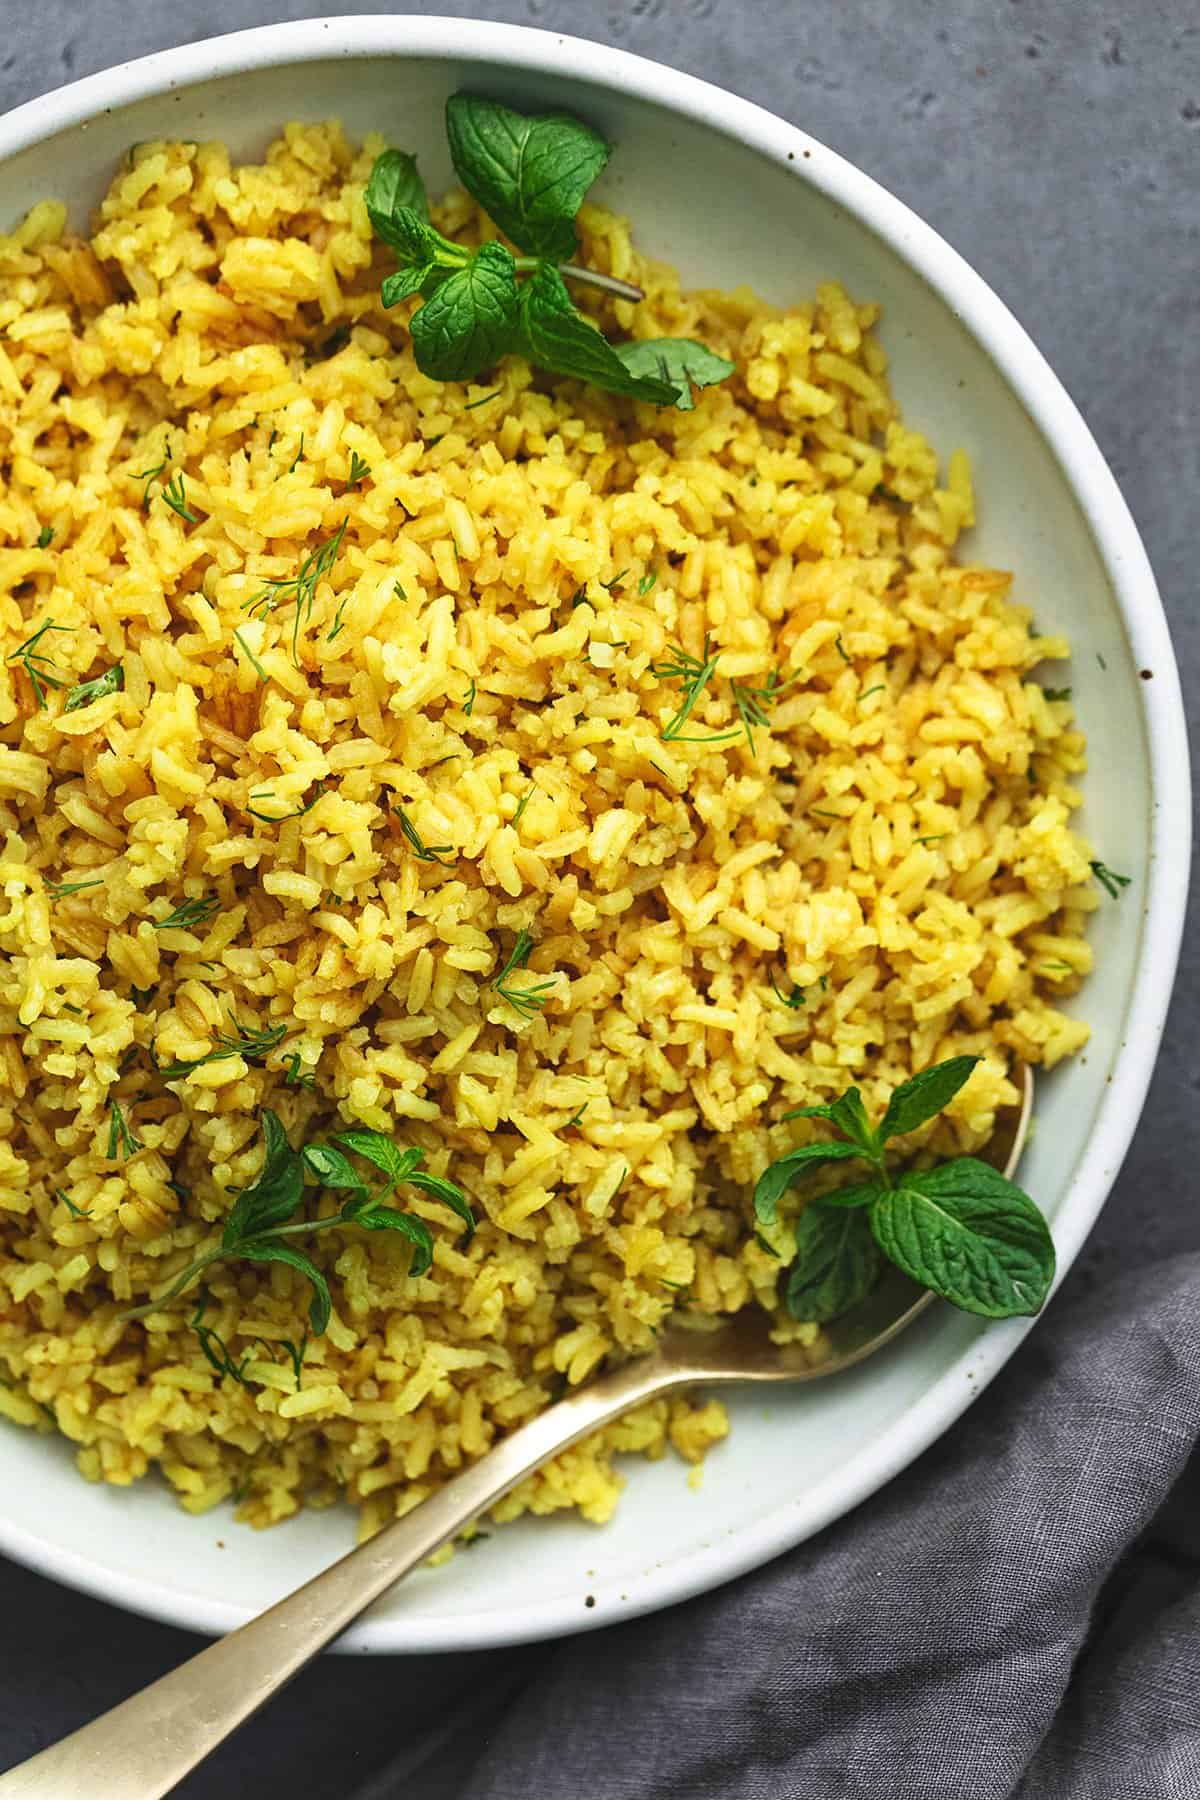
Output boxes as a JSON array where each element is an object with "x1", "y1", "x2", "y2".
[{"x1": 0, "y1": 1349, "x2": 676, "y2": 1799}]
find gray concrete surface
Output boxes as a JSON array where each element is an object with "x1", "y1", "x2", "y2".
[{"x1": 0, "y1": 2, "x2": 1196, "y2": 1793}]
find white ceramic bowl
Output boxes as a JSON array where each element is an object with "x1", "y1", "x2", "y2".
[{"x1": 0, "y1": 16, "x2": 1189, "y2": 1654}]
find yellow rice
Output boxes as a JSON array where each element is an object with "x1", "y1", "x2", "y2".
[{"x1": 0, "y1": 122, "x2": 1094, "y2": 1538}]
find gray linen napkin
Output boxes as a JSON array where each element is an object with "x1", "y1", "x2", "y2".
[{"x1": 353, "y1": 1252, "x2": 1200, "y2": 1800}]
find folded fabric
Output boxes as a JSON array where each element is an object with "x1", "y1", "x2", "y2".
[{"x1": 359, "y1": 1252, "x2": 1200, "y2": 1800}]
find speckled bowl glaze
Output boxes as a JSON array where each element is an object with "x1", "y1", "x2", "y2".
[{"x1": 0, "y1": 15, "x2": 1188, "y2": 1652}]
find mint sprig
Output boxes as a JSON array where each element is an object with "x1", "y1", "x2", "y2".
[
  {"x1": 368, "y1": 95, "x2": 735, "y2": 409},
  {"x1": 121, "y1": 1112, "x2": 476, "y2": 1333},
  {"x1": 755, "y1": 1056, "x2": 1055, "y2": 1322}
]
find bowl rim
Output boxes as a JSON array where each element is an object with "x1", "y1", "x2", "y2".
[{"x1": 0, "y1": 13, "x2": 1190, "y2": 1654}]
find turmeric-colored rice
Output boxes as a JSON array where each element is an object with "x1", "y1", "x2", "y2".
[{"x1": 0, "y1": 123, "x2": 1093, "y2": 1537}]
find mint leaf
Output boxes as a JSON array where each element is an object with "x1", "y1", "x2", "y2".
[
  {"x1": 301, "y1": 1143, "x2": 368, "y2": 1195},
  {"x1": 331, "y1": 1130, "x2": 424, "y2": 1193},
  {"x1": 754, "y1": 1140, "x2": 865, "y2": 1225},
  {"x1": 405, "y1": 1169, "x2": 477, "y2": 1240},
  {"x1": 410, "y1": 241, "x2": 521, "y2": 381},
  {"x1": 783, "y1": 1087, "x2": 879, "y2": 1159},
  {"x1": 353, "y1": 1204, "x2": 435, "y2": 1277},
  {"x1": 869, "y1": 1158, "x2": 1055, "y2": 1318},
  {"x1": 365, "y1": 148, "x2": 429, "y2": 239},
  {"x1": 517, "y1": 264, "x2": 676, "y2": 403},
  {"x1": 240, "y1": 1240, "x2": 332, "y2": 1334},
  {"x1": 877, "y1": 1056, "x2": 980, "y2": 1144},
  {"x1": 445, "y1": 94, "x2": 608, "y2": 261},
  {"x1": 810, "y1": 1180, "x2": 885, "y2": 1210},
  {"x1": 223, "y1": 1112, "x2": 304, "y2": 1246},
  {"x1": 785, "y1": 1204, "x2": 882, "y2": 1323},
  {"x1": 614, "y1": 338, "x2": 735, "y2": 411},
  {"x1": 382, "y1": 264, "x2": 436, "y2": 306}
]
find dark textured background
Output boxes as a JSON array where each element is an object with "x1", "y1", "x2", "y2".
[{"x1": 0, "y1": 3, "x2": 1196, "y2": 1793}]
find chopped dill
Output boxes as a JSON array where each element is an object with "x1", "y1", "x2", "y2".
[
  {"x1": 327, "y1": 596, "x2": 350, "y2": 643},
  {"x1": 56, "y1": 1189, "x2": 91, "y2": 1219},
  {"x1": 914, "y1": 833, "x2": 947, "y2": 845},
  {"x1": 233, "y1": 628, "x2": 269, "y2": 683},
  {"x1": 833, "y1": 636, "x2": 851, "y2": 664},
  {"x1": 394, "y1": 581, "x2": 408, "y2": 601},
  {"x1": 243, "y1": 519, "x2": 348, "y2": 664},
  {"x1": 159, "y1": 1017, "x2": 289, "y2": 1080},
  {"x1": 462, "y1": 677, "x2": 476, "y2": 716},
  {"x1": 106, "y1": 1100, "x2": 142, "y2": 1161},
  {"x1": 8, "y1": 618, "x2": 69, "y2": 709},
  {"x1": 565, "y1": 1101, "x2": 589, "y2": 1129},
  {"x1": 137, "y1": 453, "x2": 169, "y2": 508},
  {"x1": 1090, "y1": 860, "x2": 1131, "y2": 900},
  {"x1": 464, "y1": 390, "x2": 501, "y2": 409},
  {"x1": 770, "y1": 976, "x2": 806, "y2": 1010},
  {"x1": 36, "y1": 526, "x2": 53, "y2": 549},
  {"x1": 600, "y1": 569, "x2": 629, "y2": 592},
  {"x1": 1044, "y1": 687, "x2": 1072, "y2": 702},
  {"x1": 153, "y1": 894, "x2": 220, "y2": 933},
  {"x1": 730, "y1": 669, "x2": 796, "y2": 755},
  {"x1": 289, "y1": 436, "x2": 305, "y2": 473},
  {"x1": 492, "y1": 927, "x2": 555, "y2": 1021},
  {"x1": 346, "y1": 450, "x2": 371, "y2": 490},
  {"x1": 45, "y1": 876, "x2": 103, "y2": 899},
  {"x1": 282, "y1": 1051, "x2": 316, "y2": 1090},
  {"x1": 512, "y1": 785, "x2": 535, "y2": 827},
  {"x1": 650, "y1": 638, "x2": 739, "y2": 745},
  {"x1": 161, "y1": 472, "x2": 198, "y2": 523},
  {"x1": 394, "y1": 806, "x2": 455, "y2": 867},
  {"x1": 638, "y1": 570, "x2": 657, "y2": 595},
  {"x1": 188, "y1": 1293, "x2": 254, "y2": 1389},
  {"x1": 859, "y1": 683, "x2": 885, "y2": 700}
]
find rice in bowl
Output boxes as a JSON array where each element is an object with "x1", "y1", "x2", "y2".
[{"x1": 0, "y1": 122, "x2": 1093, "y2": 1538}]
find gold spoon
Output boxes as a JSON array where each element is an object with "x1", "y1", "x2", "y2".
[{"x1": 0, "y1": 1065, "x2": 1032, "y2": 1799}]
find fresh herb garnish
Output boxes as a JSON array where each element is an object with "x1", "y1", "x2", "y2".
[
  {"x1": 45, "y1": 876, "x2": 103, "y2": 899},
  {"x1": 188, "y1": 1293, "x2": 255, "y2": 1388},
  {"x1": 492, "y1": 926, "x2": 555, "y2": 1021},
  {"x1": 233, "y1": 628, "x2": 269, "y2": 683},
  {"x1": 464, "y1": 389, "x2": 501, "y2": 410},
  {"x1": 650, "y1": 638, "x2": 739, "y2": 746},
  {"x1": 770, "y1": 976, "x2": 807, "y2": 1010},
  {"x1": 346, "y1": 451, "x2": 371, "y2": 490},
  {"x1": 36, "y1": 525, "x2": 54, "y2": 549},
  {"x1": 512, "y1": 785, "x2": 535, "y2": 827},
  {"x1": 394, "y1": 581, "x2": 408, "y2": 601},
  {"x1": 153, "y1": 894, "x2": 220, "y2": 933},
  {"x1": 106, "y1": 1100, "x2": 142, "y2": 1162},
  {"x1": 833, "y1": 636, "x2": 851, "y2": 664},
  {"x1": 638, "y1": 571, "x2": 657, "y2": 595},
  {"x1": 8, "y1": 619, "x2": 68, "y2": 709},
  {"x1": 137, "y1": 454, "x2": 169, "y2": 508},
  {"x1": 64, "y1": 664, "x2": 123, "y2": 712},
  {"x1": 121, "y1": 1112, "x2": 473, "y2": 1329},
  {"x1": 1090, "y1": 860, "x2": 1130, "y2": 900},
  {"x1": 368, "y1": 97, "x2": 733, "y2": 408},
  {"x1": 394, "y1": 806, "x2": 455, "y2": 867},
  {"x1": 282, "y1": 1051, "x2": 316, "y2": 1090},
  {"x1": 161, "y1": 472, "x2": 198, "y2": 523},
  {"x1": 289, "y1": 436, "x2": 305, "y2": 473},
  {"x1": 243, "y1": 520, "x2": 348, "y2": 665},
  {"x1": 327, "y1": 596, "x2": 350, "y2": 643},
  {"x1": 462, "y1": 678, "x2": 476, "y2": 715},
  {"x1": 159, "y1": 1018, "x2": 289, "y2": 1080},
  {"x1": 56, "y1": 1189, "x2": 91, "y2": 1219},
  {"x1": 1044, "y1": 687, "x2": 1072, "y2": 702},
  {"x1": 755, "y1": 1057, "x2": 1054, "y2": 1322},
  {"x1": 730, "y1": 669, "x2": 795, "y2": 755}
]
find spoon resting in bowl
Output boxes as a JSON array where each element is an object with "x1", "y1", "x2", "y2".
[{"x1": 0, "y1": 1063, "x2": 1033, "y2": 1799}]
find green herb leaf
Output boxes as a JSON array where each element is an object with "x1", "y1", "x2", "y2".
[
  {"x1": 8, "y1": 618, "x2": 69, "y2": 709},
  {"x1": 394, "y1": 805, "x2": 456, "y2": 867},
  {"x1": 364, "y1": 147, "x2": 430, "y2": 240},
  {"x1": 445, "y1": 94, "x2": 608, "y2": 261},
  {"x1": 352, "y1": 1203, "x2": 435, "y2": 1276},
  {"x1": 106, "y1": 1100, "x2": 142, "y2": 1162},
  {"x1": 516, "y1": 264, "x2": 676, "y2": 403},
  {"x1": 36, "y1": 525, "x2": 54, "y2": 550},
  {"x1": 346, "y1": 450, "x2": 371, "y2": 491},
  {"x1": 1090, "y1": 860, "x2": 1131, "y2": 900},
  {"x1": 785, "y1": 1203, "x2": 883, "y2": 1323},
  {"x1": 492, "y1": 925, "x2": 556, "y2": 1022},
  {"x1": 46, "y1": 876, "x2": 104, "y2": 899},
  {"x1": 301, "y1": 1143, "x2": 369, "y2": 1195},
  {"x1": 753, "y1": 1140, "x2": 865, "y2": 1226},
  {"x1": 222, "y1": 1111, "x2": 304, "y2": 1246},
  {"x1": 244, "y1": 520, "x2": 348, "y2": 666},
  {"x1": 161, "y1": 472, "x2": 198, "y2": 523},
  {"x1": 64, "y1": 664, "x2": 123, "y2": 713},
  {"x1": 153, "y1": 894, "x2": 219, "y2": 933},
  {"x1": 877, "y1": 1055, "x2": 979, "y2": 1144},
  {"x1": 784, "y1": 1087, "x2": 878, "y2": 1157},
  {"x1": 240, "y1": 1240, "x2": 331, "y2": 1335},
  {"x1": 410, "y1": 241, "x2": 521, "y2": 382},
  {"x1": 869, "y1": 1158, "x2": 1055, "y2": 1318},
  {"x1": 613, "y1": 338, "x2": 735, "y2": 411},
  {"x1": 329, "y1": 1129, "x2": 423, "y2": 1194},
  {"x1": 188, "y1": 1293, "x2": 253, "y2": 1388},
  {"x1": 159, "y1": 1018, "x2": 289, "y2": 1080}
]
